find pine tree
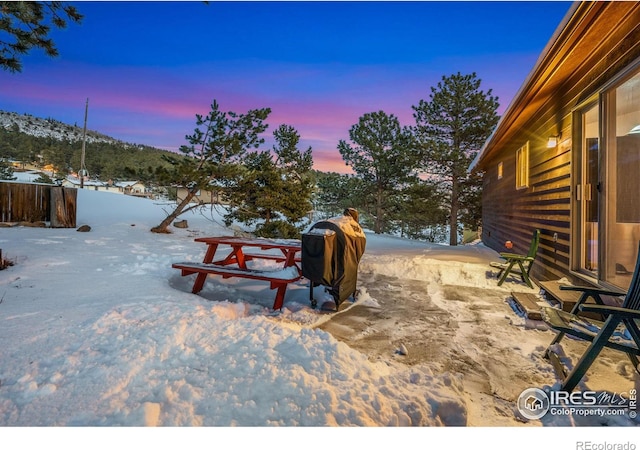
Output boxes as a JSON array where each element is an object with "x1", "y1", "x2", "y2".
[
  {"x1": 395, "y1": 179, "x2": 448, "y2": 241},
  {"x1": 224, "y1": 124, "x2": 314, "y2": 238},
  {"x1": 1, "y1": 1, "x2": 83, "y2": 72},
  {"x1": 33, "y1": 172, "x2": 54, "y2": 184},
  {"x1": 151, "y1": 100, "x2": 271, "y2": 234},
  {"x1": 0, "y1": 158, "x2": 16, "y2": 180},
  {"x1": 42, "y1": 142, "x2": 69, "y2": 177},
  {"x1": 338, "y1": 111, "x2": 419, "y2": 234},
  {"x1": 313, "y1": 172, "x2": 364, "y2": 220},
  {"x1": 412, "y1": 72, "x2": 499, "y2": 245}
]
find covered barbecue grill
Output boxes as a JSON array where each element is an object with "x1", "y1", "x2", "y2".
[{"x1": 301, "y1": 210, "x2": 366, "y2": 309}]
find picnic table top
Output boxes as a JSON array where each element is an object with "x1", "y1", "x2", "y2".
[
  {"x1": 194, "y1": 236, "x2": 302, "y2": 250},
  {"x1": 173, "y1": 261, "x2": 301, "y2": 280}
]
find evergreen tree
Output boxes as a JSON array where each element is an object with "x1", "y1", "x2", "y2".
[
  {"x1": 338, "y1": 111, "x2": 419, "y2": 234},
  {"x1": 42, "y1": 142, "x2": 69, "y2": 177},
  {"x1": 33, "y1": 172, "x2": 54, "y2": 184},
  {"x1": 151, "y1": 100, "x2": 271, "y2": 234},
  {"x1": 1, "y1": 1, "x2": 83, "y2": 72},
  {"x1": 458, "y1": 168, "x2": 484, "y2": 231},
  {"x1": 0, "y1": 127, "x2": 15, "y2": 155},
  {"x1": 224, "y1": 124, "x2": 314, "y2": 238},
  {"x1": 412, "y1": 72, "x2": 499, "y2": 245},
  {"x1": 394, "y1": 179, "x2": 448, "y2": 241},
  {"x1": 313, "y1": 171, "x2": 364, "y2": 220},
  {"x1": 0, "y1": 158, "x2": 16, "y2": 180}
]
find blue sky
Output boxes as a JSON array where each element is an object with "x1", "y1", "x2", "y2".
[{"x1": 0, "y1": 1, "x2": 572, "y2": 172}]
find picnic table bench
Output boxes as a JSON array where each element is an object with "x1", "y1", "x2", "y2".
[{"x1": 172, "y1": 236, "x2": 303, "y2": 310}]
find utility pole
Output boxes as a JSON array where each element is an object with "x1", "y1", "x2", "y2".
[{"x1": 80, "y1": 98, "x2": 88, "y2": 189}]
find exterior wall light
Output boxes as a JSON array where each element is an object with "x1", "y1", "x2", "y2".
[{"x1": 547, "y1": 134, "x2": 561, "y2": 148}]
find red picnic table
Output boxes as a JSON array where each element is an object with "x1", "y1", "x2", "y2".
[{"x1": 172, "y1": 236, "x2": 303, "y2": 310}]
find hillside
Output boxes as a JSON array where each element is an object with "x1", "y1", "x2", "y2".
[
  {"x1": 0, "y1": 110, "x2": 181, "y2": 183},
  {"x1": 0, "y1": 110, "x2": 130, "y2": 147}
]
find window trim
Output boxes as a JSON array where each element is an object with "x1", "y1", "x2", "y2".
[{"x1": 515, "y1": 141, "x2": 530, "y2": 189}]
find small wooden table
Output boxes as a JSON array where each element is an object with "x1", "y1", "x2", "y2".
[{"x1": 172, "y1": 236, "x2": 302, "y2": 310}]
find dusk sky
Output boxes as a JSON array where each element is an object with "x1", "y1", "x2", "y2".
[{"x1": 1, "y1": 1, "x2": 572, "y2": 172}]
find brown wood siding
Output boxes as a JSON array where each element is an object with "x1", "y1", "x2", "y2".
[
  {"x1": 482, "y1": 138, "x2": 572, "y2": 283},
  {"x1": 478, "y1": 2, "x2": 640, "y2": 285}
]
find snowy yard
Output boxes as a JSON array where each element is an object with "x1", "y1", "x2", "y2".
[{"x1": 0, "y1": 188, "x2": 638, "y2": 446}]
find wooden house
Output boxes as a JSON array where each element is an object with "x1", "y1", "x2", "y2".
[
  {"x1": 470, "y1": 1, "x2": 640, "y2": 292},
  {"x1": 176, "y1": 186, "x2": 225, "y2": 205},
  {"x1": 61, "y1": 176, "x2": 105, "y2": 191},
  {"x1": 61, "y1": 177, "x2": 150, "y2": 198},
  {"x1": 112, "y1": 180, "x2": 148, "y2": 197}
]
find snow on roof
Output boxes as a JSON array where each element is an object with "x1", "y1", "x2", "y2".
[
  {"x1": 64, "y1": 175, "x2": 105, "y2": 187},
  {"x1": 114, "y1": 180, "x2": 142, "y2": 187}
]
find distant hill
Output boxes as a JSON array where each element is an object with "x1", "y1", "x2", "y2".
[
  {"x1": 0, "y1": 110, "x2": 181, "y2": 184},
  {"x1": 0, "y1": 110, "x2": 145, "y2": 148}
]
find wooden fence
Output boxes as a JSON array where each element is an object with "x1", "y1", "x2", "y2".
[{"x1": 0, "y1": 182, "x2": 77, "y2": 228}]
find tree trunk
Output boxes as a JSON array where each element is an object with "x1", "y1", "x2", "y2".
[
  {"x1": 449, "y1": 176, "x2": 459, "y2": 246},
  {"x1": 375, "y1": 189, "x2": 383, "y2": 234},
  {"x1": 150, "y1": 189, "x2": 197, "y2": 233}
]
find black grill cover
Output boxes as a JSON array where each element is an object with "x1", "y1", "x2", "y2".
[{"x1": 302, "y1": 215, "x2": 366, "y2": 306}]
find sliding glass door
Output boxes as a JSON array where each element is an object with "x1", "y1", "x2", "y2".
[
  {"x1": 603, "y1": 70, "x2": 640, "y2": 290},
  {"x1": 577, "y1": 104, "x2": 600, "y2": 277}
]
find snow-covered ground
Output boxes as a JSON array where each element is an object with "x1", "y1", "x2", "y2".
[{"x1": 0, "y1": 184, "x2": 638, "y2": 446}]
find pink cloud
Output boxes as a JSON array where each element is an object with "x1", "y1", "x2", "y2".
[{"x1": 1, "y1": 54, "x2": 532, "y2": 172}]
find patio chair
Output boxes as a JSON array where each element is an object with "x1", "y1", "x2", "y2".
[
  {"x1": 540, "y1": 241, "x2": 640, "y2": 392},
  {"x1": 490, "y1": 229, "x2": 540, "y2": 288}
]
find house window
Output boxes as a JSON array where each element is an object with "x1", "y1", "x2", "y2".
[
  {"x1": 515, "y1": 142, "x2": 529, "y2": 189},
  {"x1": 497, "y1": 162, "x2": 503, "y2": 180}
]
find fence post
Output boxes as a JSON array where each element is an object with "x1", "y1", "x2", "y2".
[{"x1": 49, "y1": 187, "x2": 77, "y2": 228}]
